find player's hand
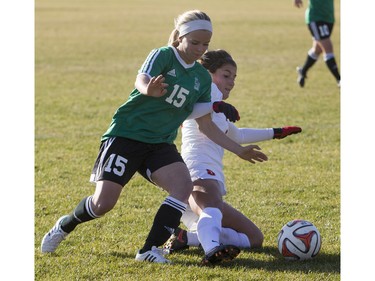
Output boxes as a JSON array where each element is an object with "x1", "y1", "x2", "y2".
[
  {"x1": 237, "y1": 145, "x2": 268, "y2": 164},
  {"x1": 147, "y1": 75, "x2": 169, "y2": 97},
  {"x1": 212, "y1": 101, "x2": 240, "y2": 122},
  {"x1": 273, "y1": 126, "x2": 302, "y2": 139}
]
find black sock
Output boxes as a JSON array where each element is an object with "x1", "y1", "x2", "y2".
[
  {"x1": 325, "y1": 57, "x2": 341, "y2": 82},
  {"x1": 301, "y1": 54, "x2": 317, "y2": 76},
  {"x1": 139, "y1": 204, "x2": 183, "y2": 253},
  {"x1": 60, "y1": 196, "x2": 98, "y2": 233}
]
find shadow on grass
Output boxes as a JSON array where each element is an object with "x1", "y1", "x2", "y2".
[
  {"x1": 234, "y1": 246, "x2": 339, "y2": 274},
  {"x1": 150, "y1": 246, "x2": 340, "y2": 274},
  {"x1": 39, "y1": 246, "x2": 339, "y2": 276}
]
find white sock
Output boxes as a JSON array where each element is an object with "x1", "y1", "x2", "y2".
[
  {"x1": 163, "y1": 196, "x2": 187, "y2": 213},
  {"x1": 186, "y1": 227, "x2": 251, "y2": 249},
  {"x1": 186, "y1": 231, "x2": 200, "y2": 246},
  {"x1": 220, "y1": 227, "x2": 251, "y2": 248},
  {"x1": 308, "y1": 48, "x2": 319, "y2": 60},
  {"x1": 324, "y1": 53, "x2": 335, "y2": 61},
  {"x1": 197, "y1": 207, "x2": 222, "y2": 254}
]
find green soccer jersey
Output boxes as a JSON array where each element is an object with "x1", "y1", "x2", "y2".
[
  {"x1": 102, "y1": 46, "x2": 212, "y2": 144},
  {"x1": 305, "y1": 0, "x2": 335, "y2": 24}
]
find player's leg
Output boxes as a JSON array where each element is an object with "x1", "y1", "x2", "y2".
[
  {"x1": 175, "y1": 201, "x2": 264, "y2": 249},
  {"x1": 189, "y1": 179, "x2": 223, "y2": 254},
  {"x1": 41, "y1": 180, "x2": 123, "y2": 253},
  {"x1": 138, "y1": 162, "x2": 191, "y2": 252},
  {"x1": 301, "y1": 40, "x2": 322, "y2": 77},
  {"x1": 318, "y1": 37, "x2": 341, "y2": 85},
  {"x1": 163, "y1": 205, "x2": 198, "y2": 253},
  {"x1": 41, "y1": 137, "x2": 138, "y2": 253},
  {"x1": 297, "y1": 21, "x2": 328, "y2": 87},
  {"x1": 221, "y1": 201, "x2": 264, "y2": 248},
  {"x1": 135, "y1": 162, "x2": 190, "y2": 263},
  {"x1": 297, "y1": 39, "x2": 322, "y2": 87},
  {"x1": 189, "y1": 180, "x2": 240, "y2": 265},
  {"x1": 135, "y1": 144, "x2": 193, "y2": 263},
  {"x1": 63, "y1": 180, "x2": 123, "y2": 231},
  {"x1": 166, "y1": 200, "x2": 263, "y2": 251},
  {"x1": 307, "y1": 21, "x2": 340, "y2": 85}
]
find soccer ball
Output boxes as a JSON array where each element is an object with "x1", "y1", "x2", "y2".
[{"x1": 277, "y1": 219, "x2": 321, "y2": 261}]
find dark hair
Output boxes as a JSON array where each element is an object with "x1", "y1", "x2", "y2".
[{"x1": 199, "y1": 49, "x2": 237, "y2": 73}]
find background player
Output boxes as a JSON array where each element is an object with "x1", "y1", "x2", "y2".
[{"x1": 295, "y1": 0, "x2": 341, "y2": 87}]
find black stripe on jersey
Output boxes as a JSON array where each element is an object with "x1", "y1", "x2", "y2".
[{"x1": 140, "y1": 49, "x2": 160, "y2": 74}]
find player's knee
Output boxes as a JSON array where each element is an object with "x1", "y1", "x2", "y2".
[
  {"x1": 91, "y1": 200, "x2": 116, "y2": 216},
  {"x1": 170, "y1": 180, "x2": 193, "y2": 203},
  {"x1": 308, "y1": 48, "x2": 320, "y2": 59},
  {"x1": 249, "y1": 231, "x2": 264, "y2": 248}
]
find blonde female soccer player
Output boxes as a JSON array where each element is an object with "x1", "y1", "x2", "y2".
[{"x1": 41, "y1": 10, "x2": 268, "y2": 264}]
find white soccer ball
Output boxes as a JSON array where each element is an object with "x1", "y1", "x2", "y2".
[{"x1": 277, "y1": 219, "x2": 321, "y2": 261}]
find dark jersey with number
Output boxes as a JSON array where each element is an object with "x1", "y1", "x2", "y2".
[
  {"x1": 102, "y1": 46, "x2": 212, "y2": 144},
  {"x1": 305, "y1": 0, "x2": 335, "y2": 23}
]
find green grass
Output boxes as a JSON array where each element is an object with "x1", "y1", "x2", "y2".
[{"x1": 35, "y1": 0, "x2": 340, "y2": 280}]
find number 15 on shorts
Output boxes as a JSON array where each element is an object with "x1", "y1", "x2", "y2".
[{"x1": 104, "y1": 154, "x2": 128, "y2": 176}]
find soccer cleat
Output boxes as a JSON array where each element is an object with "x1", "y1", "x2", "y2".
[
  {"x1": 296, "y1": 66, "x2": 306, "y2": 87},
  {"x1": 135, "y1": 246, "x2": 171, "y2": 264},
  {"x1": 273, "y1": 126, "x2": 302, "y2": 139},
  {"x1": 164, "y1": 227, "x2": 189, "y2": 253},
  {"x1": 41, "y1": 215, "x2": 69, "y2": 253},
  {"x1": 201, "y1": 244, "x2": 240, "y2": 266}
]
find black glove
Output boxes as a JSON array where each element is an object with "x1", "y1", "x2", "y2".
[{"x1": 212, "y1": 101, "x2": 240, "y2": 122}]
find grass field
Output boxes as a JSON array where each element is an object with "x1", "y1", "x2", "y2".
[{"x1": 35, "y1": 0, "x2": 340, "y2": 280}]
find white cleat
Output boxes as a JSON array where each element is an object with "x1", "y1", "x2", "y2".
[
  {"x1": 41, "y1": 215, "x2": 69, "y2": 253},
  {"x1": 135, "y1": 246, "x2": 171, "y2": 264}
]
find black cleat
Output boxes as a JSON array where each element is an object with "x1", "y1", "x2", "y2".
[
  {"x1": 164, "y1": 227, "x2": 189, "y2": 253},
  {"x1": 201, "y1": 245, "x2": 240, "y2": 266},
  {"x1": 296, "y1": 66, "x2": 306, "y2": 87}
]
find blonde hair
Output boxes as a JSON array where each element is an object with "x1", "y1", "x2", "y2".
[{"x1": 167, "y1": 10, "x2": 211, "y2": 47}]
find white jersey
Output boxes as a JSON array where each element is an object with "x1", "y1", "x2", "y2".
[
  {"x1": 181, "y1": 83, "x2": 274, "y2": 231},
  {"x1": 181, "y1": 83, "x2": 230, "y2": 195}
]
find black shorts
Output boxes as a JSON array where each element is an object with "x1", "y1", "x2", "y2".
[
  {"x1": 90, "y1": 137, "x2": 184, "y2": 186},
  {"x1": 308, "y1": 21, "x2": 334, "y2": 40}
]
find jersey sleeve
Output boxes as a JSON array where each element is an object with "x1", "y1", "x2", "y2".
[
  {"x1": 138, "y1": 47, "x2": 172, "y2": 78},
  {"x1": 226, "y1": 122, "x2": 274, "y2": 144},
  {"x1": 186, "y1": 102, "x2": 213, "y2": 119}
]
